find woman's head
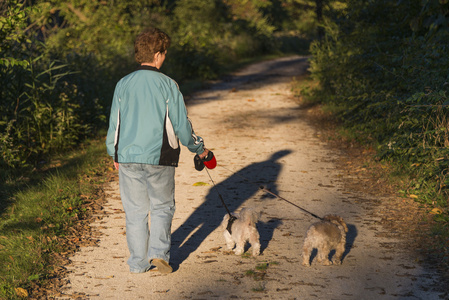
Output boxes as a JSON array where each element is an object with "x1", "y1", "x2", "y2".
[{"x1": 134, "y1": 28, "x2": 171, "y2": 64}]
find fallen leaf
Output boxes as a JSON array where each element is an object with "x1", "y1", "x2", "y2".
[
  {"x1": 409, "y1": 194, "x2": 418, "y2": 199},
  {"x1": 15, "y1": 288, "x2": 28, "y2": 297},
  {"x1": 193, "y1": 182, "x2": 210, "y2": 186},
  {"x1": 430, "y1": 208, "x2": 443, "y2": 215}
]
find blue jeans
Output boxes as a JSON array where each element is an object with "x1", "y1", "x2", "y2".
[{"x1": 118, "y1": 163, "x2": 176, "y2": 273}]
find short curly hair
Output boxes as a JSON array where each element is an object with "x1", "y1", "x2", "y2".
[{"x1": 134, "y1": 28, "x2": 171, "y2": 64}]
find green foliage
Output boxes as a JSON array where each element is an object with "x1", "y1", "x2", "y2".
[
  {"x1": 0, "y1": 0, "x2": 33, "y2": 68},
  {"x1": 0, "y1": 139, "x2": 110, "y2": 299},
  {"x1": 279, "y1": 0, "x2": 346, "y2": 36},
  {"x1": 32, "y1": 0, "x2": 156, "y2": 69},
  {"x1": 0, "y1": 53, "x2": 97, "y2": 168},
  {"x1": 309, "y1": 0, "x2": 449, "y2": 221},
  {"x1": 162, "y1": 0, "x2": 284, "y2": 81},
  {"x1": 0, "y1": 0, "x2": 315, "y2": 172},
  {"x1": 224, "y1": 0, "x2": 276, "y2": 37},
  {"x1": 0, "y1": 2, "x2": 109, "y2": 169}
]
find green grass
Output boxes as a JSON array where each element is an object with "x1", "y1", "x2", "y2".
[
  {"x1": 255, "y1": 262, "x2": 269, "y2": 271},
  {"x1": 0, "y1": 136, "x2": 112, "y2": 299},
  {"x1": 244, "y1": 261, "x2": 278, "y2": 285}
]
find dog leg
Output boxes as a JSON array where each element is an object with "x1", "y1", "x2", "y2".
[
  {"x1": 249, "y1": 230, "x2": 260, "y2": 256},
  {"x1": 251, "y1": 242, "x2": 261, "y2": 256},
  {"x1": 234, "y1": 241, "x2": 245, "y2": 255},
  {"x1": 224, "y1": 232, "x2": 235, "y2": 251},
  {"x1": 333, "y1": 244, "x2": 345, "y2": 265},
  {"x1": 227, "y1": 241, "x2": 235, "y2": 251},
  {"x1": 317, "y1": 248, "x2": 331, "y2": 266},
  {"x1": 302, "y1": 242, "x2": 311, "y2": 266}
]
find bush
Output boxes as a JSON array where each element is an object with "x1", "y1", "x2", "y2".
[{"x1": 309, "y1": 0, "x2": 449, "y2": 204}]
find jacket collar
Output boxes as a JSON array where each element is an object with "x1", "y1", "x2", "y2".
[{"x1": 137, "y1": 65, "x2": 161, "y2": 73}]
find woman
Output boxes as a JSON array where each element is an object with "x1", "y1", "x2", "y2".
[{"x1": 106, "y1": 28, "x2": 210, "y2": 274}]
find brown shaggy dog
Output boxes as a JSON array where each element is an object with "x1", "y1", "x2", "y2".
[{"x1": 302, "y1": 215, "x2": 348, "y2": 266}]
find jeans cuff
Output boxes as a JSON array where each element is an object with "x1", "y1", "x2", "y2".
[{"x1": 130, "y1": 266, "x2": 151, "y2": 274}]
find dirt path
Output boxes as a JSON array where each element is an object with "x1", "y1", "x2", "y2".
[{"x1": 55, "y1": 56, "x2": 445, "y2": 299}]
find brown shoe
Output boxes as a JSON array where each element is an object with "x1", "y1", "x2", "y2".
[{"x1": 151, "y1": 259, "x2": 173, "y2": 274}]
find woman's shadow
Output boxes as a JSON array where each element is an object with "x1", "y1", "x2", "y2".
[{"x1": 170, "y1": 150, "x2": 292, "y2": 269}]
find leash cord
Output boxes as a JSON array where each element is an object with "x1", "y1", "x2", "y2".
[
  {"x1": 204, "y1": 168, "x2": 238, "y2": 234},
  {"x1": 204, "y1": 168, "x2": 233, "y2": 217},
  {"x1": 218, "y1": 165, "x2": 323, "y2": 220},
  {"x1": 259, "y1": 186, "x2": 323, "y2": 220}
]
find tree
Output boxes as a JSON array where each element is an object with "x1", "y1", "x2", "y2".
[{"x1": 0, "y1": 0, "x2": 33, "y2": 68}]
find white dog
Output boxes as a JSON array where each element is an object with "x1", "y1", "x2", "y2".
[{"x1": 221, "y1": 208, "x2": 261, "y2": 256}]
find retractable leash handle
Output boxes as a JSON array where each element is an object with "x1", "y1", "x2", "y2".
[
  {"x1": 194, "y1": 150, "x2": 216, "y2": 171},
  {"x1": 203, "y1": 151, "x2": 217, "y2": 169},
  {"x1": 194, "y1": 154, "x2": 205, "y2": 171}
]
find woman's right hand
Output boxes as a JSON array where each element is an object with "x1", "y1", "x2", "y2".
[{"x1": 198, "y1": 148, "x2": 209, "y2": 160}]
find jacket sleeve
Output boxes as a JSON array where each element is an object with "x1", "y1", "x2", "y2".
[
  {"x1": 106, "y1": 85, "x2": 120, "y2": 159},
  {"x1": 168, "y1": 81, "x2": 205, "y2": 155}
]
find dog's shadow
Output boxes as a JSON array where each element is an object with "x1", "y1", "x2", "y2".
[
  {"x1": 238, "y1": 217, "x2": 283, "y2": 255},
  {"x1": 343, "y1": 223, "x2": 357, "y2": 261},
  {"x1": 258, "y1": 218, "x2": 283, "y2": 254},
  {"x1": 308, "y1": 223, "x2": 358, "y2": 265}
]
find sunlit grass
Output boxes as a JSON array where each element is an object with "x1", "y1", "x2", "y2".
[
  {"x1": 0, "y1": 137, "x2": 111, "y2": 299},
  {"x1": 244, "y1": 260, "x2": 279, "y2": 286}
]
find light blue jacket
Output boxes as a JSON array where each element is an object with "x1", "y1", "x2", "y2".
[{"x1": 106, "y1": 66, "x2": 205, "y2": 166}]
